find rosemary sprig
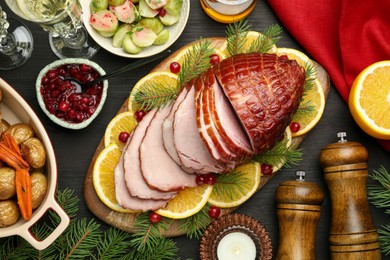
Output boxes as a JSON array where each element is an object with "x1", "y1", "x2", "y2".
[{"x1": 180, "y1": 205, "x2": 212, "y2": 239}]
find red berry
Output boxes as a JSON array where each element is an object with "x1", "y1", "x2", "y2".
[
  {"x1": 169, "y1": 62, "x2": 181, "y2": 73},
  {"x1": 261, "y1": 163, "x2": 273, "y2": 175},
  {"x1": 210, "y1": 54, "x2": 220, "y2": 64},
  {"x1": 135, "y1": 110, "x2": 147, "y2": 122},
  {"x1": 196, "y1": 175, "x2": 205, "y2": 185},
  {"x1": 290, "y1": 121, "x2": 301, "y2": 132},
  {"x1": 158, "y1": 8, "x2": 166, "y2": 17},
  {"x1": 149, "y1": 212, "x2": 161, "y2": 223},
  {"x1": 208, "y1": 205, "x2": 221, "y2": 218},
  {"x1": 205, "y1": 173, "x2": 217, "y2": 185},
  {"x1": 118, "y1": 132, "x2": 130, "y2": 143}
]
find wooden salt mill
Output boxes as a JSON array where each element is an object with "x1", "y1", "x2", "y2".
[
  {"x1": 276, "y1": 170, "x2": 324, "y2": 260},
  {"x1": 320, "y1": 132, "x2": 381, "y2": 259}
]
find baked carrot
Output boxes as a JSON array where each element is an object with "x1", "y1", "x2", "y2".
[
  {"x1": 1, "y1": 132, "x2": 22, "y2": 157},
  {"x1": 0, "y1": 143, "x2": 29, "y2": 170},
  {"x1": 15, "y1": 168, "x2": 32, "y2": 220}
]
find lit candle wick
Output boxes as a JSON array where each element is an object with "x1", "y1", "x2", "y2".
[{"x1": 217, "y1": 231, "x2": 256, "y2": 260}]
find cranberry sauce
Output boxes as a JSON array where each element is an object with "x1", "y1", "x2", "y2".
[{"x1": 39, "y1": 63, "x2": 103, "y2": 124}]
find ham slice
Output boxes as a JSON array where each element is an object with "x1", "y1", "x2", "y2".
[
  {"x1": 173, "y1": 83, "x2": 226, "y2": 174},
  {"x1": 115, "y1": 150, "x2": 169, "y2": 211},
  {"x1": 123, "y1": 109, "x2": 176, "y2": 200},
  {"x1": 140, "y1": 105, "x2": 197, "y2": 191}
]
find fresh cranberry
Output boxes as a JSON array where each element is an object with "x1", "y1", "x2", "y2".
[
  {"x1": 290, "y1": 122, "x2": 301, "y2": 132},
  {"x1": 205, "y1": 173, "x2": 217, "y2": 185},
  {"x1": 135, "y1": 110, "x2": 147, "y2": 122},
  {"x1": 149, "y1": 212, "x2": 161, "y2": 223},
  {"x1": 261, "y1": 163, "x2": 274, "y2": 175},
  {"x1": 208, "y1": 206, "x2": 221, "y2": 218},
  {"x1": 158, "y1": 8, "x2": 166, "y2": 17},
  {"x1": 169, "y1": 62, "x2": 181, "y2": 73},
  {"x1": 196, "y1": 175, "x2": 205, "y2": 186},
  {"x1": 210, "y1": 54, "x2": 220, "y2": 64},
  {"x1": 118, "y1": 132, "x2": 130, "y2": 143}
]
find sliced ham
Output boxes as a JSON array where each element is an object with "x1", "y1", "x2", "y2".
[
  {"x1": 123, "y1": 109, "x2": 176, "y2": 200},
  {"x1": 140, "y1": 104, "x2": 198, "y2": 191},
  {"x1": 115, "y1": 151, "x2": 169, "y2": 211},
  {"x1": 173, "y1": 83, "x2": 226, "y2": 174}
]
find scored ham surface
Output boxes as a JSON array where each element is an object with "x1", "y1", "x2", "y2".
[
  {"x1": 118, "y1": 52, "x2": 305, "y2": 210},
  {"x1": 213, "y1": 52, "x2": 306, "y2": 154}
]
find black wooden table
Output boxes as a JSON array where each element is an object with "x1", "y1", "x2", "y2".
[{"x1": 1, "y1": 1, "x2": 389, "y2": 259}]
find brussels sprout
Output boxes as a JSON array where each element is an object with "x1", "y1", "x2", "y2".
[
  {"x1": 0, "y1": 167, "x2": 16, "y2": 200},
  {"x1": 90, "y1": 10, "x2": 119, "y2": 37},
  {"x1": 4, "y1": 123, "x2": 34, "y2": 145},
  {"x1": 159, "y1": 12, "x2": 180, "y2": 26},
  {"x1": 123, "y1": 34, "x2": 144, "y2": 54},
  {"x1": 0, "y1": 200, "x2": 20, "y2": 227},
  {"x1": 137, "y1": 17, "x2": 164, "y2": 34},
  {"x1": 164, "y1": 0, "x2": 183, "y2": 16},
  {"x1": 131, "y1": 26, "x2": 157, "y2": 47},
  {"x1": 110, "y1": 0, "x2": 138, "y2": 23},
  {"x1": 30, "y1": 171, "x2": 47, "y2": 209},
  {"x1": 108, "y1": 0, "x2": 126, "y2": 6},
  {"x1": 154, "y1": 29, "x2": 169, "y2": 45},
  {"x1": 21, "y1": 137, "x2": 46, "y2": 169},
  {"x1": 145, "y1": 0, "x2": 167, "y2": 10},
  {"x1": 138, "y1": 0, "x2": 159, "y2": 18},
  {"x1": 90, "y1": 0, "x2": 108, "y2": 13},
  {"x1": 113, "y1": 24, "x2": 132, "y2": 48}
]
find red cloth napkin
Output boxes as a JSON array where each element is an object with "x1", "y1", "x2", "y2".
[{"x1": 267, "y1": 0, "x2": 390, "y2": 152}]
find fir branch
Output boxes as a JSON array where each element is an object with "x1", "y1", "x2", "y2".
[
  {"x1": 368, "y1": 166, "x2": 390, "y2": 210},
  {"x1": 180, "y1": 205, "x2": 212, "y2": 239},
  {"x1": 378, "y1": 224, "x2": 390, "y2": 256},
  {"x1": 304, "y1": 60, "x2": 316, "y2": 91},
  {"x1": 53, "y1": 188, "x2": 80, "y2": 222},
  {"x1": 179, "y1": 38, "x2": 215, "y2": 86},
  {"x1": 249, "y1": 24, "x2": 283, "y2": 53},
  {"x1": 132, "y1": 81, "x2": 179, "y2": 111},
  {"x1": 124, "y1": 236, "x2": 179, "y2": 260},
  {"x1": 96, "y1": 227, "x2": 133, "y2": 259},
  {"x1": 56, "y1": 218, "x2": 102, "y2": 260},
  {"x1": 294, "y1": 100, "x2": 315, "y2": 121},
  {"x1": 215, "y1": 170, "x2": 253, "y2": 202},
  {"x1": 250, "y1": 139, "x2": 302, "y2": 168},
  {"x1": 130, "y1": 212, "x2": 170, "y2": 252},
  {"x1": 226, "y1": 20, "x2": 251, "y2": 56}
]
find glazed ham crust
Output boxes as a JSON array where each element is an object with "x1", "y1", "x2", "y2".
[{"x1": 213, "y1": 52, "x2": 306, "y2": 154}]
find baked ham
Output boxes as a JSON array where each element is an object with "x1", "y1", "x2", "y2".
[{"x1": 119, "y1": 52, "x2": 305, "y2": 210}]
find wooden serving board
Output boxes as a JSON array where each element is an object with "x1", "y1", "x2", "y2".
[{"x1": 83, "y1": 37, "x2": 330, "y2": 237}]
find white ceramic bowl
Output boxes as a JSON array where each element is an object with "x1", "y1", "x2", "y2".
[
  {"x1": 36, "y1": 58, "x2": 108, "y2": 130},
  {"x1": 0, "y1": 78, "x2": 69, "y2": 250},
  {"x1": 81, "y1": 0, "x2": 190, "y2": 58}
]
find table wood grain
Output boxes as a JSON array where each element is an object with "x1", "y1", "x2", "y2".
[{"x1": 1, "y1": 1, "x2": 389, "y2": 259}]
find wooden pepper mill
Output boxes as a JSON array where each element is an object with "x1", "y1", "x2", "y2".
[
  {"x1": 276, "y1": 170, "x2": 324, "y2": 260},
  {"x1": 320, "y1": 132, "x2": 382, "y2": 259}
]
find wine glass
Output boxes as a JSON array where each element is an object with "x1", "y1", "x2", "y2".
[
  {"x1": 5, "y1": 0, "x2": 99, "y2": 59},
  {"x1": 0, "y1": 5, "x2": 33, "y2": 70}
]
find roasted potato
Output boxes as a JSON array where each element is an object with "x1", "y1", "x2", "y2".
[
  {"x1": 21, "y1": 138, "x2": 46, "y2": 169},
  {"x1": 0, "y1": 167, "x2": 16, "y2": 200},
  {"x1": 0, "y1": 200, "x2": 20, "y2": 227},
  {"x1": 1, "y1": 119, "x2": 10, "y2": 134},
  {"x1": 4, "y1": 123, "x2": 34, "y2": 145},
  {"x1": 30, "y1": 171, "x2": 47, "y2": 209}
]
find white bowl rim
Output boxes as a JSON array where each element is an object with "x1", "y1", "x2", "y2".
[
  {"x1": 81, "y1": 0, "x2": 190, "y2": 58},
  {"x1": 36, "y1": 58, "x2": 108, "y2": 130}
]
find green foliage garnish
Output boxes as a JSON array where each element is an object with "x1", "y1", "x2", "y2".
[
  {"x1": 248, "y1": 23, "x2": 283, "y2": 53},
  {"x1": 213, "y1": 170, "x2": 253, "y2": 201},
  {"x1": 133, "y1": 81, "x2": 179, "y2": 111},
  {"x1": 180, "y1": 205, "x2": 212, "y2": 239}
]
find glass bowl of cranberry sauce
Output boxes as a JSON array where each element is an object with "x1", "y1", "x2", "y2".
[{"x1": 36, "y1": 58, "x2": 108, "y2": 130}]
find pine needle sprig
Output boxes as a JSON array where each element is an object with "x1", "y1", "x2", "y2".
[
  {"x1": 304, "y1": 60, "x2": 316, "y2": 92},
  {"x1": 180, "y1": 205, "x2": 212, "y2": 239},
  {"x1": 132, "y1": 81, "x2": 179, "y2": 111},
  {"x1": 123, "y1": 236, "x2": 179, "y2": 260},
  {"x1": 51, "y1": 188, "x2": 80, "y2": 224},
  {"x1": 248, "y1": 24, "x2": 283, "y2": 53},
  {"x1": 130, "y1": 212, "x2": 170, "y2": 252},
  {"x1": 57, "y1": 218, "x2": 102, "y2": 259},
  {"x1": 214, "y1": 170, "x2": 252, "y2": 201},
  {"x1": 378, "y1": 224, "x2": 390, "y2": 256},
  {"x1": 225, "y1": 20, "x2": 251, "y2": 56},
  {"x1": 250, "y1": 139, "x2": 302, "y2": 168},
  {"x1": 96, "y1": 227, "x2": 133, "y2": 259},
  {"x1": 179, "y1": 38, "x2": 216, "y2": 86},
  {"x1": 293, "y1": 100, "x2": 315, "y2": 121}
]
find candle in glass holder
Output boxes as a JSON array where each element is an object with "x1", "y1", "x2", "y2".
[
  {"x1": 217, "y1": 231, "x2": 256, "y2": 260},
  {"x1": 200, "y1": 0, "x2": 257, "y2": 24}
]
